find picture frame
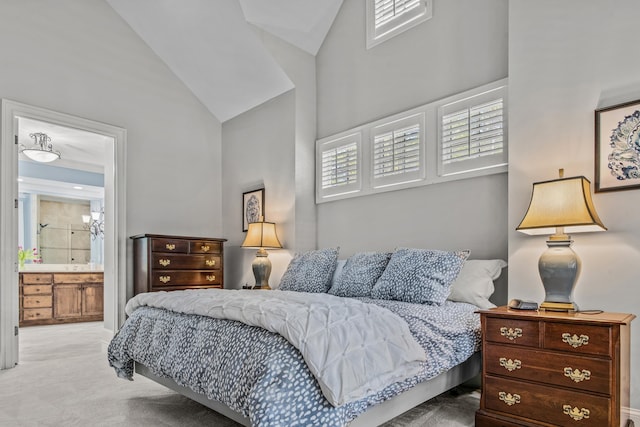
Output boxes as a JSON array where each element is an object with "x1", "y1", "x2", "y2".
[
  {"x1": 595, "y1": 99, "x2": 640, "y2": 192},
  {"x1": 242, "y1": 188, "x2": 265, "y2": 231}
]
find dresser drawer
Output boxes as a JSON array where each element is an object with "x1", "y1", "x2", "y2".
[
  {"x1": 189, "y1": 240, "x2": 222, "y2": 254},
  {"x1": 152, "y1": 271, "x2": 222, "y2": 287},
  {"x1": 152, "y1": 254, "x2": 221, "y2": 270},
  {"x1": 22, "y1": 284, "x2": 53, "y2": 295},
  {"x1": 23, "y1": 295, "x2": 52, "y2": 309},
  {"x1": 151, "y1": 238, "x2": 189, "y2": 253},
  {"x1": 23, "y1": 308, "x2": 53, "y2": 321},
  {"x1": 22, "y1": 273, "x2": 53, "y2": 284},
  {"x1": 484, "y1": 343, "x2": 611, "y2": 394},
  {"x1": 485, "y1": 375, "x2": 611, "y2": 426},
  {"x1": 544, "y1": 322, "x2": 612, "y2": 357},
  {"x1": 485, "y1": 317, "x2": 540, "y2": 347}
]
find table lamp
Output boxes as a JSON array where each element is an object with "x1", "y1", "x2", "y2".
[
  {"x1": 241, "y1": 221, "x2": 282, "y2": 289},
  {"x1": 516, "y1": 170, "x2": 607, "y2": 311}
]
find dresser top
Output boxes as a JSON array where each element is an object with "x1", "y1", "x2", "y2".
[
  {"x1": 478, "y1": 305, "x2": 635, "y2": 325},
  {"x1": 130, "y1": 234, "x2": 227, "y2": 242}
]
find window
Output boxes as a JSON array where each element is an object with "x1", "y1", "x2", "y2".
[
  {"x1": 371, "y1": 114, "x2": 424, "y2": 188},
  {"x1": 316, "y1": 132, "x2": 361, "y2": 200},
  {"x1": 438, "y1": 85, "x2": 507, "y2": 176},
  {"x1": 367, "y1": 0, "x2": 433, "y2": 49},
  {"x1": 315, "y1": 79, "x2": 507, "y2": 204}
]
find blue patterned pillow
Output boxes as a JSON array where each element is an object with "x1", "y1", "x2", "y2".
[
  {"x1": 371, "y1": 248, "x2": 469, "y2": 304},
  {"x1": 328, "y1": 252, "x2": 391, "y2": 298},
  {"x1": 278, "y1": 248, "x2": 339, "y2": 293}
]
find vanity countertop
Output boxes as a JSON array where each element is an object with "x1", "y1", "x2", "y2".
[{"x1": 20, "y1": 264, "x2": 104, "y2": 273}]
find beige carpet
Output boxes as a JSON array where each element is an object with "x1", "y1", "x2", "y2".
[{"x1": 0, "y1": 322, "x2": 478, "y2": 426}]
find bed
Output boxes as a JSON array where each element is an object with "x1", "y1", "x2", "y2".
[{"x1": 108, "y1": 248, "x2": 506, "y2": 426}]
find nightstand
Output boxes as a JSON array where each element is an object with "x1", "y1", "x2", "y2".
[{"x1": 476, "y1": 306, "x2": 635, "y2": 427}]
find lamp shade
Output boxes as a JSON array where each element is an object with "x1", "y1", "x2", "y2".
[
  {"x1": 516, "y1": 176, "x2": 607, "y2": 236},
  {"x1": 241, "y1": 222, "x2": 282, "y2": 249}
]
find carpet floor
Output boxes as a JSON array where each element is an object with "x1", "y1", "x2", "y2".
[{"x1": 0, "y1": 322, "x2": 479, "y2": 426}]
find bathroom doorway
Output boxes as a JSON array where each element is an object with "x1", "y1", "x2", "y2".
[{"x1": 0, "y1": 100, "x2": 127, "y2": 369}]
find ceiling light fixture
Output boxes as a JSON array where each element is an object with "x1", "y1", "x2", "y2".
[{"x1": 19, "y1": 132, "x2": 61, "y2": 163}]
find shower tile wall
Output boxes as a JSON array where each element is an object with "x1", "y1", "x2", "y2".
[{"x1": 39, "y1": 199, "x2": 91, "y2": 264}]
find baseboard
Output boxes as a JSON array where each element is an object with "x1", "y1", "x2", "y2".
[{"x1": 627, "y1": 407, "x2": 640, "y2": 425}]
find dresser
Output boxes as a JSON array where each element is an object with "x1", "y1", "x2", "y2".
[
  {"x1": 132, "y1": 234, "x2": 226, "y2": 294},
  {"x1": 476, "y1": 307, "x2": 635, "y2": 427},
  {"x1": 19, "y1": 272, "x2": 104, "y2": 326}
]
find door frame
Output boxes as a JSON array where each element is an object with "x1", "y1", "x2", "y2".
[{"x1": 0, "y1": 99, "x2": 127, "y2": 368}]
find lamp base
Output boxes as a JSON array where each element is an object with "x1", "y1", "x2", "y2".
[
  {"x1": 540, "y1": 301, "x2": 578, "y2": 312},
  {"x1": 251, "y1": 248, "x2": 272, "y2": 289}
]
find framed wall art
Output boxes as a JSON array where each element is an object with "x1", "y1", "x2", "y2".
[
  {"x1": 242, "y1": 188, "x2": 265, "y2": 231},
  {"x1": 595, "y1": 99, "x2": 640, "y2": 192}
]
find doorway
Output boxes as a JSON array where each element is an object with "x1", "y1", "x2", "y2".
[{"x1": 0, "y1": 100, "x2": 127, "y2": 369}]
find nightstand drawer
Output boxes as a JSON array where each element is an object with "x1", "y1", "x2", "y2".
[
  {"x1": 22, "y1": 284, "x2": 53, "y2": 295},
  {"x1": 23, "y1": 295, "x2": 52, "y2": 309},
  {"x1": 485, "y1": 317, "x2": 540, "y2": 347},
  {"x1": 151, "y1": 271, "x2": 222, "y2": 287},
  {"x1": 544, "y1": 322, "x2": 612, "y2": 357},
  {"x1": 485, "y1": 375, "x2": 611, "y2": 426},
  {"x1": 151, "y1": 238, "x2": 189, "y2": 253},
  {"x1": 152, "y1": 254, "x2": 221, "y2": 270},
  {"x1": 484, "y1": 343, "x2": 611, "y2": 394}
]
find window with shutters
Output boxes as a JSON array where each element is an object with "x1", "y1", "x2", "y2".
[
  {"x1": 366, "y1": 0, "x2": 432, "y2": 49},
  {"x1": 371, "y1": 114, "x2": 424, "y2": 188},
  {"x1": 438, "y1": 84, "x2": 507, "y2": 176},
  {"x1": 316, "y1": 132, "x2": 361, "y2": 200},
  {"x1": 315, "y1": 79, "x2": 507, "y2": 203}
]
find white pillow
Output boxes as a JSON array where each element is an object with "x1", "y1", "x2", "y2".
[
  {"x1": 329, "y1": 259, "x2": 347, "y2": 290},
  {"x1": 447, "y1": 259, "x2": 507, "y2": 309}
]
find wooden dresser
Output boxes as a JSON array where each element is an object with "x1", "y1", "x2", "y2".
[
  {"x1": 476, "y1": 307, "x2": 635, "y2": 427},
  {"x1": 19, "y1": 272, "x2": 104, "y2": 326},
  {"x1": 132, "y1": 234, "x2": 226, "y2": 294}
]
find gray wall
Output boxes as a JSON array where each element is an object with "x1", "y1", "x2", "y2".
[
  {"x1": 508, "y1": 0, "x2": 640, "y2": 408},
  {"x1": 222, "y1": 31, "x2": 317, "y2": 289},
  {"x1": 316, "y1": 0, "x2": 509, "y2": 300}
]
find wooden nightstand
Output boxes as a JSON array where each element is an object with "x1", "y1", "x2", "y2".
[{"x1": 476, "y1": 306, "x2": 635, "y2": 427}]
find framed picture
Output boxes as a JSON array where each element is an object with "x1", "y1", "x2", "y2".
[
  {"x1": 242, "y1": 188, "x2": 265, "y2": 231},
  {"x1": 595, "y1": 99, "x2": 640, "y2": 192}
]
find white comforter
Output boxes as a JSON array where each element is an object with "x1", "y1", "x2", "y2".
[{"x1": 125, "y1": 289, "x2": 426, "y2": 406}]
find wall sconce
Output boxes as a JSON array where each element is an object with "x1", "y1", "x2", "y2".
[
  {"x1": 516, "y1": 170, "x2": 606, "y2": 311},
  {"x1": 19, "y1": 132, "x2": 61, "y2": 163},
  {"x1": 241, "y1": 221, "x2": 282, "y2": 289},
  {"x1": 82, "y1": 210, "x2": 104, "y2": 240}
]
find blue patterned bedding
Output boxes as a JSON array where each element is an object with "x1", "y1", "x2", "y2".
[{"x1": 108, "y1": 298, "x2": 480, "y2": 426}]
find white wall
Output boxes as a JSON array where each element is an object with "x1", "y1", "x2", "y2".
[
  {"x1": 508, "y1": 0, "x2": 640, "y2": 409},
  {"x1": 316, "y1": 0, "x2": 509, "y2": 299},
  {"x1": 222, "y1": 31, "x2": 316, "y2": 289},
  {"x1": 0, "y1": 0, "x2": 223, "y2": 324}
]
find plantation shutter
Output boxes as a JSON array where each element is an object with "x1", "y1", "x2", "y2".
[{"x1": 317, "y1": 133, "x2": 361, "y2": 199}]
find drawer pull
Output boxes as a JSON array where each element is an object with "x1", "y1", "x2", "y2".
[
  {"x1": 205, "y1": 259, "x2": 216, "y2": 267},
  {"x1": 563, "y1": 405, "x2": 590, "y2": 421},
  {"x1": 500, "y1": 327, "x2": 523, "y2": 341},
  {"x1": 158, "y1": 259, "x2": 171, "y2": 267},
  {"x1": 206, "y1": 275, "x2": 216, "y2": 282},
  {"x1": 159, "y1": 276, "x2": 171, "y2": 284},
  {"x1": 166, "y1": 243, "x2": 176, "y2": 251},
  {"x1": 201, "y1": 245, "x2": 211, "y2": 252},
  {"x1": 562, "y1": 333, "x2": 589, "y2": 348},
  {"x1": 498, "y1": 392, "x2": 521, "y2": 406},
  {"x1": 499, "y1": 358, "x2": 522, "y2": 372},
  {"x1": 563, "y1": 367, "x2": 591, "y2": 383}
]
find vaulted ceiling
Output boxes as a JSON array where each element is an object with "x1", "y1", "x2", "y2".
[{"x1": 106, "y1": 0, "x2": 343, "y2": 122}]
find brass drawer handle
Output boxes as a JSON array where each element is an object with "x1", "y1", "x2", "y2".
[
  {"x1": 205, "y1": 259, "x2": 216, "y2": 267},
  {"x1": 201, "y1": 245, "x2": 211, "y2": 252},
  {"x1": 498, "y1": 392, "x2": 521, "y2": 406},
  {"x1": 563, "y1": 405, "x2": 590, "y2": 421},
  {"x1": 165, "y1": 243, "x2": 176, "y2": 251},
  {"x1": 564, "y1": 367, "x2": 591, "y2": 383},
  {"x1": 499, "y1": 358, "x2": 522, "y2": 372},
  {"x1": 500, "y1": 327, "x2": 523, "y2": 341},
  {"x1": 562, "y1": 333, "x2": 589, "y2": 348},
  {"x1": 206, "y1": 275, "x2": 216, "y2": 282},
  {"x1": 159, "y1": 276, "x2": 171, "y2": 284},
  {"x1": 158, "y1": 259, "x2": 171, "y2": 267}
]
